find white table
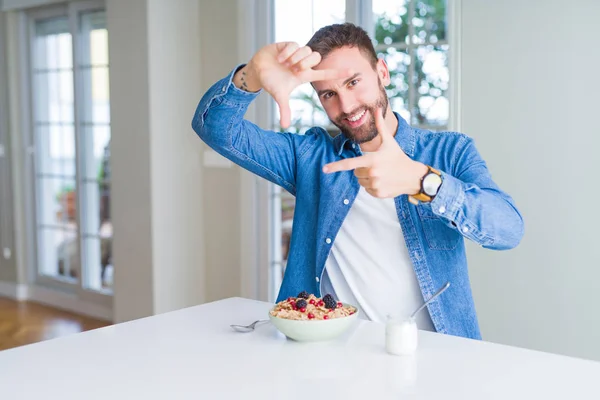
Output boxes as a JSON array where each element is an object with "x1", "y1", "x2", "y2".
[{"x1": 1, "y1": 297, "x2": 599, "y2": 399}]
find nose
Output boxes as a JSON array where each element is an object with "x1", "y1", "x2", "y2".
[{"x1": 337, "y1": 93, "x2": 356, "y2": 115}]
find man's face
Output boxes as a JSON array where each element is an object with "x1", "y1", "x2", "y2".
[{"x1": 313, "y1": 46, "x2": 390, "y2": 144}]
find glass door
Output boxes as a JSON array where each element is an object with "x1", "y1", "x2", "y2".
[{"x1": 28, "y1": 1, "x2": 112, "y2": 303}]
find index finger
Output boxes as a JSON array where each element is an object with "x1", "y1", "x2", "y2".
[
  {"x1": 323, "y1": 156, "x2": 372, "y2": 173},
  {"x1": 305, "y1": 67, "x2": 354, "y2": 83},
  {"x1": 276, "y1": 42, "x2": 300, "y2": 63}
]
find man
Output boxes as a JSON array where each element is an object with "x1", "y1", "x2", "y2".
[{"x1": 192, "y1": 23, "x2": 523, "y2": 339}]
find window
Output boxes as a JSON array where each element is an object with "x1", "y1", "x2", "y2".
[
  {"x1": 373, "y1": 0, "x2": 449, "y2": 129},
  {"x1": 268, "y1": 0, "x2": 450, "y2": 301},
  {"x1": 28, "y1": 1, "x2": 112, "y2": 298}
]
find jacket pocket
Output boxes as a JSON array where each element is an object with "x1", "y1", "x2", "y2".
[{"x1": 416, "y1": 204, "x2": 461, "y2": 250}]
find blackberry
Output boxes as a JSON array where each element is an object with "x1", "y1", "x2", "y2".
[
  {"x1": 295, "y1": 299, "x2": 307, "y2": 309},
  {"x1": 323, "y1": 294, "x2": 337, "y2": 309},
  {"x1": 297, "y1": 291, "x2": 310, "y2": 299}
]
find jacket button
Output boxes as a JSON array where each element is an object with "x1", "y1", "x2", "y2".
[
  {"x1": 316, "y1": 276, "x2": 320, "y2": 283},
  {"x1": 343, "y1": 199, "x2": 349, "y2": 205},
  {"x1": 462, "y1": 226, "x2": 469, "y2": 233},
  {"x1": 439, "y1": 206, "x2": 446, "y2": 214}
]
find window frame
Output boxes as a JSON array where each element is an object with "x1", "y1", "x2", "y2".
[{"x1": 0, "y1": 11, "x2": 16, "y2": 269}]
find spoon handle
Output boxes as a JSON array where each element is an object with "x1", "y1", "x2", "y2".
[{"x1": 411, "y1": 282, "x2": 450, "y2": 320}]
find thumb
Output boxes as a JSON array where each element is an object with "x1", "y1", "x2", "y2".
[
  {"x1": 275, "y1": 94, "x2": 291, "y2": 129},
  {"x1": 375, "y1": 107, "x2": 394, "y2": 146}
]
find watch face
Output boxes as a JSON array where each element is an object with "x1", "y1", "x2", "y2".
[{"x1": 423, "y1": 173, "x2": 443, "y2": 196}]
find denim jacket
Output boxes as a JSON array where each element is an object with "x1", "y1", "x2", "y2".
[{"x1": 192, "y1": 66, "x2": 524, "y2": 340}]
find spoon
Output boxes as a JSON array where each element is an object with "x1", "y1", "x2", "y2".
[
  {"x1": 230, "y1": 319, "x2": 269, "y2": 333},
  {"x1": 410, "y1": 282, "x2": 450, "y2": 320}
]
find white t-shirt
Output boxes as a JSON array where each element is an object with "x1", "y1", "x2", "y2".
[{"x1": 321, "y1": 186, "x2": 435, "y2": 331}]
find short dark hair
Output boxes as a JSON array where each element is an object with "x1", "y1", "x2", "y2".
[{"x1": 306, "y1": 23, "x2": 378, "y2": 68}]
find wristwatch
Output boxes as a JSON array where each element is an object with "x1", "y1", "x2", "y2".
[{"x1": 408, "y1": 166, "x2": 443, "y2": 205}]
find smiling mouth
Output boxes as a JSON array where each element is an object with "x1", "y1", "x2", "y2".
[{"x1": 344, "y1": 109, "x2": 367, "y2": 127}]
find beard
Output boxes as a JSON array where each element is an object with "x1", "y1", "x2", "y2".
[{"x1": 330, "y1": 79, "x2": 390, "y2": 144}]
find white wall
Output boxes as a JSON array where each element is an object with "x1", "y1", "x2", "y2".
[
  {"x1": 193, "y1": 0, "x2": 272, "y2": 304},
  {"x1": 147, "y1": 0, "x2": 205, "y2": 314},
  {"x1": 461, "y1": 0, "x2": 600, "y2": 361},
  {"x1": 108, "y1": 0, "x2": 261, "y2": 317},
  {"x1": 110, "y1": 0, "x2": 266, "y2": 310},
  {"x1": 108, "y1": 0, "x2": 205, "y2": 321},
  {"x1": 236, "y1": 0, "x2": 273, "y2": 302},
  {"x1": 198, "y1": 0, "x2": 247, "y2": 303},
  {"x1": 107, "y1": 0, "x2": 154, "y2": 321}
]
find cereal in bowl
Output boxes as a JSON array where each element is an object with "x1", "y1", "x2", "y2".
[{"x1": 270, "y1": 292, "x2": 356, "y2": 320}]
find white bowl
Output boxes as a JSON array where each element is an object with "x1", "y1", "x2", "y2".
[{"x1": 268, "y1": 304, "x2": 359, "y2": 342}]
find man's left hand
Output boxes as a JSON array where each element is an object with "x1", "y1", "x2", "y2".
[{"x1": 322, "y1": 108, "x2": 428, "y2": 199}]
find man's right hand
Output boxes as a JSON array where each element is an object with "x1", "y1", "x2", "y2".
[{"x1": 233, "y1": 42, "x2": 353, "y2": 129}]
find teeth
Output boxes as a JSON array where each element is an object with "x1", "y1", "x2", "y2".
[{"x1": 348, "y1": 110, "x2": 365, "y2": 122}]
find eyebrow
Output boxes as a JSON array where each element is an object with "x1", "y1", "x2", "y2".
[{"x1": 316, "y1": 73, "x2": 362, "y2": 97}]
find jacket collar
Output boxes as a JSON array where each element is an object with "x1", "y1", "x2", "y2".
[{"x1": 333, "y1": 111, "x2": 415, "y2": 158}]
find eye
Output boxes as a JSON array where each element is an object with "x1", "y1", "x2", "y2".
[
  {"x1": 322, "y1": 91, "x2": 335, "y2": 100},
  {"x1": 348, "y1": 79, "x2": 359, "y2": 87}
]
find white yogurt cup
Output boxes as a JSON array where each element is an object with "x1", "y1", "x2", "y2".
[{"x1": 385, "y1": 317, "x2": 418, "y2": 356}]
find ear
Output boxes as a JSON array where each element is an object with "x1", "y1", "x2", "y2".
[{"x1": 376, "y1": 58, "x2": 391, "y2": 86}]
